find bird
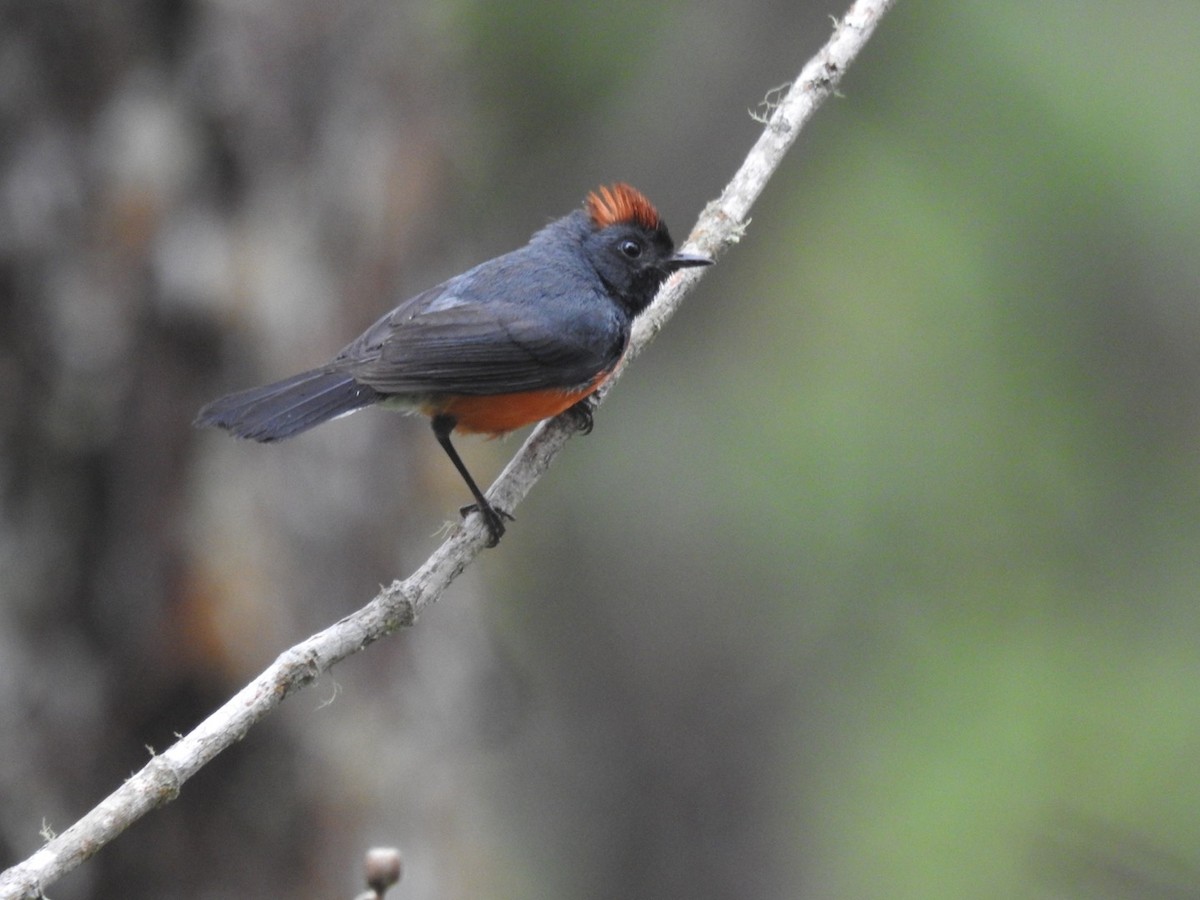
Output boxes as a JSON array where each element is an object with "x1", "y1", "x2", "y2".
[{"x1": 195, "y1": 183, "x2": 712, "y2": 545}]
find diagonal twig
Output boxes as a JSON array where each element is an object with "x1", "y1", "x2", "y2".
[{"x1": 0, "y1": 2, "x2": 898, "y2": 896}]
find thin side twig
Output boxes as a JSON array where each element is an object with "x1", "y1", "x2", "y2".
[{"x1": 0, "y1": 1, "x2": 897, "y2": 896}]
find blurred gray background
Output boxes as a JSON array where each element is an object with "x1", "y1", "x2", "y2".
[{"x1": 2, "y1": 1, "x2": 1200, "y2": 898}]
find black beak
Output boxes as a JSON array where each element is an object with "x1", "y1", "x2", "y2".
[{"x1": 667, "y1": 250, "x2": 714, "y2": 270}]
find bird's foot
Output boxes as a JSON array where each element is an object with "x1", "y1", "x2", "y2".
[
  {"x1": 563, "y1": 397, "x2": 596, "y2": 435},
  {"x1": 459, "y1": 501, "x2": 515, "y2": 548}
]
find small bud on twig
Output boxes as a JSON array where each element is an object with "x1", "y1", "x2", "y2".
[{"x1": 364, "y1": 846, "x2": 403, "y2": 898}]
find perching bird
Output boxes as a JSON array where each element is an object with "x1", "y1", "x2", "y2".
[{"x1": 195, "y1": 183, "x2": 712, "y2": 545}]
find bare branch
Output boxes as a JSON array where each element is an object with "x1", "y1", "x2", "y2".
[{"x1": 0, "y1": 1, "x2": 897, "y2": 896}]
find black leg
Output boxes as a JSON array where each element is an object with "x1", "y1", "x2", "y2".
[{"x1": 430, "y1": 414, "x2": 512, "y2": 547}]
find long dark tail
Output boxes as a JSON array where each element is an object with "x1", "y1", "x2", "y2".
[{"x1": 194, "y1": 368, "x2": 382, "y2": 442}]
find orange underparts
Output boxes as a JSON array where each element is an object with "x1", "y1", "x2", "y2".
[{"x1": 428, "y1": 379, "x2": 606, "y2": 436}]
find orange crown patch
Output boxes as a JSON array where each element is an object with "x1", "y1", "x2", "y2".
[{"x1": 586, "y1": 183, "x2": 662, "y2": 231}]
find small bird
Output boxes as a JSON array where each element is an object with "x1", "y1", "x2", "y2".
[{"x1": 195, "y1": 183, "x2": 712, "y2": 545}]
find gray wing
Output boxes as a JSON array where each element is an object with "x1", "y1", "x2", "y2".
[{"x1": 337, "y1": 285, "x2": 625, "y2": 396}]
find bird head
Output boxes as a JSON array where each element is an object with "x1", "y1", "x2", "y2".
[{"x1": 581, "y1": 183, "x2": 711, "y2": 315}]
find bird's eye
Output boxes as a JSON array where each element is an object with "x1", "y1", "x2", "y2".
[{"x1": 618, "y1": 239, "x2": 643, "y2": 259}]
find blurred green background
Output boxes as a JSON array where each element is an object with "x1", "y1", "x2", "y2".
[{"x1": 2, "y1": 1, "x2": 1199, "y2": 898}]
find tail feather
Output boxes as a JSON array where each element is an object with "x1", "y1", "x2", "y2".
[{"x1": 195, "y1": 369, "x2": 382, "y2": 442}]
